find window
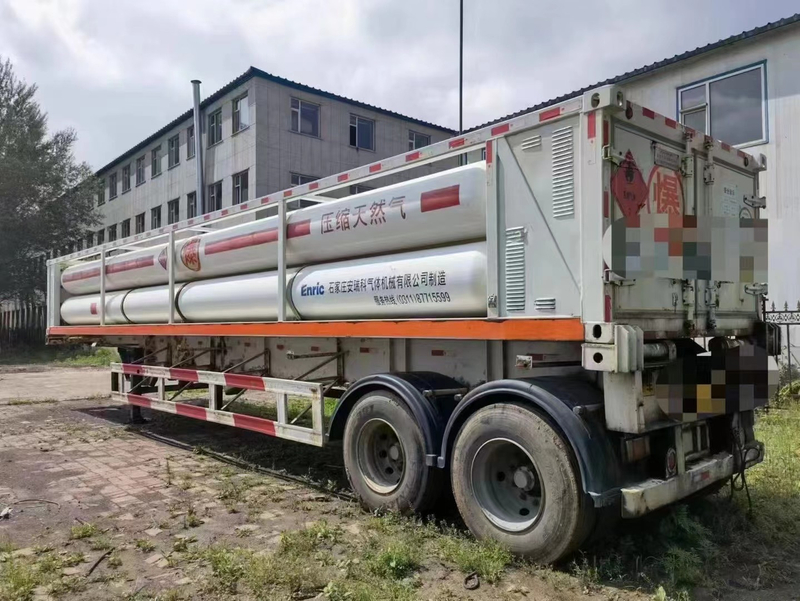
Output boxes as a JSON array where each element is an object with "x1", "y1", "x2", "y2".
[
  {"x1": 122, "y1": 165, "x2": 131, "y2": 193},
  {"x1": 408, "y1": 130, "x2": 430, "y2": 150},
  {"x1": 108, "y1": 172, "x2": 118, "y2": 200},
  {"x1": 167, "y1": 198, "x2": 180, "y2": 224},
  {"x1": 187, "y1": 192, "x2": 197, "y2": 218},
  {"x1": 85, "y1": 232, "x2": 94, "y2": 248},
  {"x1": 208, "y1": 109, "x2": 222, "y2": 146},
  {"x1": 187, "y1": 125, "x2": 195, "y2": 158},
  {"x1": 151, "y1": 206, "x2": 162, "y2": 229},
  {"x1": 96, "y1": 192, "x2": 104, "y2": 206},
  {"x1": 108, "y1": 224, "x2": 117, "y2": 242},
  {"x1": 291, "y1": 98, "x2": 320, "y2": 137},
  {"x1": 208, "y1": 181, "x2": 222, "y2": 211},
  {"x1": 121, "y1": 218, "x2": 131, "y2": 238},
  {"x1": 349, "y1": 114, "x2": 375, "y2": 150},
  {"x1": 233, "y1": 93, "x2": 250, "y2": 132},
  {"x1": 168, "y1": 135, "x2": 180, "y2": 168},
  {"x1": 151, "y1": 145, "x2": 162, "y2": 177},
  {"x1": 136, "y1": 156, "x2": 145, "y2": 185},
  {"x1": 96, "y1": 229, "x2": 105, "y2": 244},
  {"x1": 290, "y1": 173, "x2": 318, "y2": 186},
  {"x1": 349, "y1": 184, "x2": 373, "y2": 195},
  {"x1": 678, "y1": 64, "x2": 766, "y2": 147},
  {"x1": 232, "y1": 170, "x2": 249, "y2": 205},
  {"x1": 135, "y1": 212, "x2": 145, "y2": 234}
]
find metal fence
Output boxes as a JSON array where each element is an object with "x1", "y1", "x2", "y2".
[{"x1": 0, "y1": 303, "x2": 47, "y2": 348}]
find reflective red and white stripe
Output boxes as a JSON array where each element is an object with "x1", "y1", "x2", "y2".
[
  {"x1": 111, "y1": 362, "x2": 321, "y2": 398},
  {"x1": 112, "y1": 391, "x2": 322, "y2": 446}
]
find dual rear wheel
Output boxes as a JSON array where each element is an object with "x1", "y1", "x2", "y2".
[{"x1": 342, "y1": 393, "x2": 591, "y2": 563}]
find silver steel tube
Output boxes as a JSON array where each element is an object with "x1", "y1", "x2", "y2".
[
  {"x1": 191, "y1": 80, "x2": 204, "y2": 215},
  {"x1": 168, "y1": 230, "x2": 175, "y2": 324},
  {"x1": 99, "y1": 251, "x2": 106, "y2": 326},
  {"x1": 277, "y1": 198, "x2": 287, "y2": 322}
]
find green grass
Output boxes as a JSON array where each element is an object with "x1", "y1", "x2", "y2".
[
  {"x1": 578, "y1": 402, "x2": 800, "y2": 598},
  {"x1": 69, "y1": 523, "x2": 99, "y2": 540},
  {"x1": 0, "y1": 345, "x2": 119, "y2": 367},
  {"x1": 436, "y1": 532, "x2": 512, "y2": 584},
  {"x1": 134, "y1": 539, "x2": 156, "y2": 553}
]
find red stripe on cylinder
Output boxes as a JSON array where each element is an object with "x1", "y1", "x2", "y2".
[
  {"x1": 642, "y1": 107, "x2": 656, "y2": 119},
  {"x1": 287, "y1": 220, "x2": 311, "y2": 238},
  {"x1": 539, "y1": 107, "x2": 561, "y2": 121},
  {"x1": 337, "y1": 174, "x2": 349, "y2": 182},
  {"x1": 205, "y1": 229, "x2": 278, "y2": 254},
  {"x1": 405, "y1": 151, "x2": 420, "y2": 162},
  {"x1": 420, "y1": 185, "x2": 460, "y2": 212},
  {"x1": 449, "y1": 138, "x2": 465, "y2": 148},
  {"x1": 170, "y1": 368, "x2": 199, "y2": 382},
  {"x1": 491, "y1": 123, "x2": 510, "y2": 136},
  {"x1": 369, "y1": 163, "x2": 382, "y2": 173},
  {"x1": 90, "y1": 303, "x2": 98, "y2": 315},
  {"x1": 175, "y1": 403, "x2": 207, "y2": 420},
  {"x1": 224, "y1": 373, "x2": 266, "y2": 391},
  {"x1": 233, "y1": 414, "x2": 277, "y2": 436},
  {"x1": 587, "y1": 111, "x2": 596, "y2": 139},
  {"x1": 106, "y1": 256, "x2": 156, "y2": 275}
]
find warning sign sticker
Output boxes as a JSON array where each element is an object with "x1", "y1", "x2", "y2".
[
  {"x1": 646, "y1": 166, "x2": 684, "y2": 215},
  {"x1": 611, "y1": 151, "x2": 649, "y2": 217}
]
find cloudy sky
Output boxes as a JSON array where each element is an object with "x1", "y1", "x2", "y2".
[{"x1": 0, "y1": 0, "x2": 796, "y2": 169}]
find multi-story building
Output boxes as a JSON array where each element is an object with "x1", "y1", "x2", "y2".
[{"x1": 88, "y1": 66, "x2": 455, "y2": 247}]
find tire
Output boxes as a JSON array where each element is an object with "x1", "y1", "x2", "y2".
[
  {"x1": 343, "y1": 391, "x2": 441, "y2": 514},
  {"x1": 451, "y1": 402, "x2": 591, "y2": 563}
]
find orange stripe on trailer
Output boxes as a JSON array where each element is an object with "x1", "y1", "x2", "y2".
[
  {"x1": 49, "y1": 317, "x2": 585, "y2": 341},
  {"x1": 420, "y1": 185, "x2": 460, "y2": 212}
]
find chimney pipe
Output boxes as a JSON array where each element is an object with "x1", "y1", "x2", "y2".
[{"x1": 191, "y1": 80, "x2": 205, "y2": 215}]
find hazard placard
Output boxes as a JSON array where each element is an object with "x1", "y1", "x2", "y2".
[{"x1": 611, "y1": 151, "x2": 648, "y2": 217}]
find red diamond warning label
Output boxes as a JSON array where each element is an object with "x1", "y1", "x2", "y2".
[{"x1": 611, "y1": 151, "x2": 648, "y2": 217}]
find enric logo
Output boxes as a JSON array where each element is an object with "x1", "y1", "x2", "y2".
[{"x1": 300, "y1": 283, "x2": 325, "y2": 297}]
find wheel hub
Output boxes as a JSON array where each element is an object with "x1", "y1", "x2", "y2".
[
  {"x1": 470, "y1": 438, "x2": 544, "y2": 533},
  {"x1": 356, "y1": 418, "x2": 406, "y2": 495},
  {"x1": 513, "y1": 466, "x2": 536, "y2": 491}
]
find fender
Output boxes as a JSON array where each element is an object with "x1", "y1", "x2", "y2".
[
  {"x1": 437, "y1": 377, "x2": 625, "y2": 507},
  {"x1": 327, "y1": 372, "x2": 462, "y2": 466}
]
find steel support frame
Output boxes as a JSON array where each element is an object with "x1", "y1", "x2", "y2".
[{"x1": 110, "y1": 362, "x2": 325, "y2": 446}]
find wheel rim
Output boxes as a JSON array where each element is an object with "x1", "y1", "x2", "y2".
[
  {"x1": 470, "y1": 437, "x2": 544, "y2": 532},
  {"x1": 356, "y1": 418, "x2": 405, "y2": 494}
]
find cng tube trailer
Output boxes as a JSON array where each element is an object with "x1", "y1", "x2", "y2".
[{"x1": 47, "y1": 85, "x2": 776, "y2": 563}]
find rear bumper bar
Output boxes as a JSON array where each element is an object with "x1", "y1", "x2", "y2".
[{"x1": 620, "y1": 444, "x2": 764, "y2": 518}]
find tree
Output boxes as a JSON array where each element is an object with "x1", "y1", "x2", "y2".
[{"x1": 0, "y1": 57, "x2": 99, "y2": 304}]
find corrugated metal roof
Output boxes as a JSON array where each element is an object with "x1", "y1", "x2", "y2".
[
  {"x1": 468, "y1": 12, "x2": 800, "y2": 133},
  {"x1": 96, "y1": 66, "x2": 456, "y2": 176}
]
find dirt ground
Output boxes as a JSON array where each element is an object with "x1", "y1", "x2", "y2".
[
  {"x1": 1, "y1": 364, "x2": 798, "y2": 600},
  {"x1": 0, "y1": 364, "x2": 655, "y2": 600}
]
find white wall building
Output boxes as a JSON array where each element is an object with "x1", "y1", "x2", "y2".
[{"x1": 90, "y1": 67, "x2": 454, "y2": 247}]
